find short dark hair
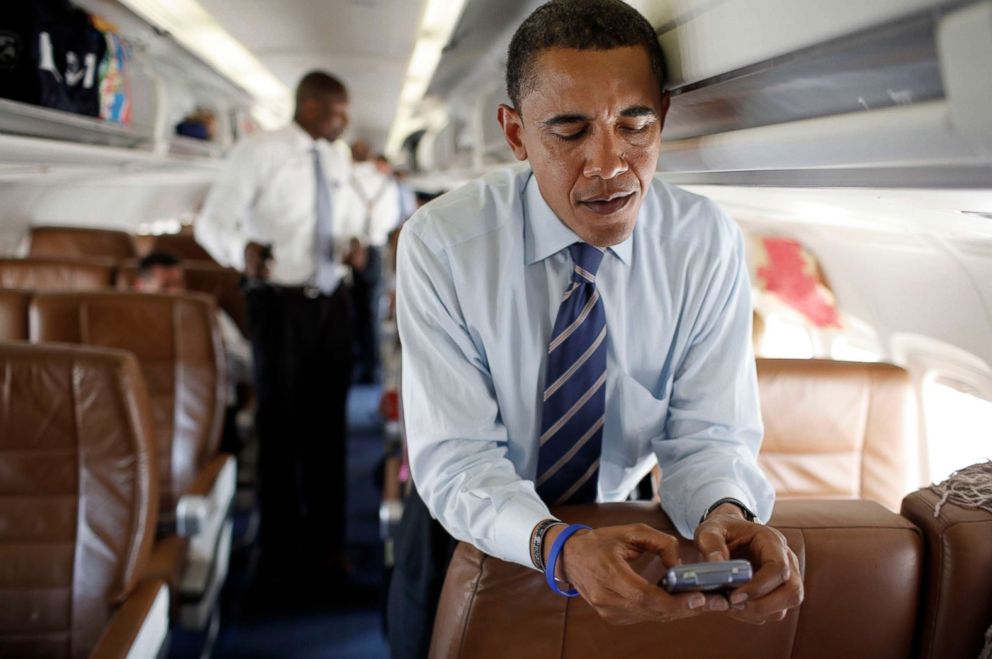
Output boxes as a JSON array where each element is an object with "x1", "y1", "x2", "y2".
[
  {"x1": 296, "y1": 70, "x2": 348, "y2": 106},
  {"x1": 137, "y1": 250, "x2": 181, "y2": 278},
  {"x1": 505, "y1": 0, "x2": 666, "y2": 110}
]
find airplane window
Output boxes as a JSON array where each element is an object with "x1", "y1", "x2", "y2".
[
  {"x1": 758, "y1": 313, "x2": 815, "y2": 359},
  {"x1": 923, "y1": 378, "x2": 992, "y2": 483}
]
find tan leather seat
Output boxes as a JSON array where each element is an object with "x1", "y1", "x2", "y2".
[
  {"x1": 431, "y1": 500, "x2": 924, "y2": 659},
  {"x1": 0, "y1": 289, "x2": 30, "y2": 340},
  {"x1": 30, "y1": 291, "x2": 234, "y2": 630},
  {"x1": 756, "y1": 358, "x2": 916, "y2": 511},
  {"x1": 901, "y1": 488, "x2": 992, "y2": 659},
  {"x1": 29, "y1": 226, "x2": 137, "y2": 260},
  {"x1": 0, "y1": 257, "x2": 115, "y2": 291},
  {"x1": 0, "y1": 342, "x2": 168, "y2": 659}
]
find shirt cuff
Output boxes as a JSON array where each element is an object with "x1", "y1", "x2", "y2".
[
  {"x1": 668, "y1": 479, "x2": 760, "y2": 540},
  {"x1": 492, "y1": 494, "x2": 553, "y2": 570}
]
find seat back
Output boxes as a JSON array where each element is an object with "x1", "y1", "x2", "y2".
[
  {"x1": 0, "y1": 343, "x2": 157, "y2": 659},
  {"x1": 116, "y1": 260, "x2": 247, "y2": 337},
  {"x1": 30, "y1": 291, "x2": 226, "y2": 518},
  {"x1": 0, "y1": 257, "x2": 115, "y2": 291},
  {"x1": 431, "y1": 501, "x2": 922, "y2": 659},
  {"x1": 29, "y1": 226, "x2": 137, "y2": 260},
  {"x1": 0, "y1": 289, "x2": 31, "y2": 340},
  {"x1": 756, "y1": 358, "x2": 916, "y2": 511}
]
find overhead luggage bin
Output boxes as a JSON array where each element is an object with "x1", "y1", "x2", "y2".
[{"x1": 652, "y1": 0, "x2": 992, "y2": 185}]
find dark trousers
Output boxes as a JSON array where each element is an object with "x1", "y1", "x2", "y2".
[
  {"x1": 351, "y1": 246, "x2": 382, "y2": 383},
  {"x1": 386, "y1": 487, "x2": 457, "y2": 659},
  {"x1": 247, "y1": 283, "x2": 354, "y2": 571}
]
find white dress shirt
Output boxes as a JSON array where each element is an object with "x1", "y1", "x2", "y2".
[
  {"x1": 396, "y1": 164, "x2": 774, "y2": 570},
  {"x1": 350, "y1": 161, "x2": 402, "y2": 247},
  {"x1": 195, "y1": 122, "x2": 365, "y2": 288}
]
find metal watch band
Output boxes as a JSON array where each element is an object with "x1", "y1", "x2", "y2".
[{"x1": 530, "y1": 518, "x2": 564, "y2": 572}]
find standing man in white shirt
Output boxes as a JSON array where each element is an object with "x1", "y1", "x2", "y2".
[
  {"x1": 349, "y1": 139, "x2": 402, "y2": 383},
  {"x1": 390, "y1": 1, "x2": 802, "y2": 656},
  {"x1": 195, "y1": 71, "x2": 363, "y2": 584}
]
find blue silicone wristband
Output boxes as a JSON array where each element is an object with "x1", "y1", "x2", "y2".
[{"x1": 544, "y1": 523, "x2": 592, "y2": 597}]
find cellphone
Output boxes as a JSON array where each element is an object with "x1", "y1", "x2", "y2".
[{"x1": 661, "y1": 559, "x2": 752, "y2": 593}]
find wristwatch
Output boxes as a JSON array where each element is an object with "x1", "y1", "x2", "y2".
[{"x1": 701, "y1": 497, "x2": 758, "y2": 524}]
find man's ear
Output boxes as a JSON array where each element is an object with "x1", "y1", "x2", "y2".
[
  {"x1": 497, "y1": 104, "x2": 528, "y2": 161},
  {"x1": 657, "y1": 92, "x2": 672, "y2": 138}
]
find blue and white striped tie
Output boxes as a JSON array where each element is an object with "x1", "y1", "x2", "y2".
[{"x1": 536, "y1": 243, "x2": 607, "y2": 505}]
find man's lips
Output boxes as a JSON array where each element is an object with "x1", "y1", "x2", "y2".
[{"x1": 578, "y1": 190, "x2": 636, "y2": 215}]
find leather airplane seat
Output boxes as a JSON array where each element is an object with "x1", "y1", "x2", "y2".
[
  {"x1": 0, "y1": 342, "x2": 168, "y2": 659},
  {"x1": 0, "y1": 289, "x2": 31, "y2": 340},
  {"x1": 0, "y1": 257, "x2": 115, "y2": 291},
  {"x1": 431, "y1": 493, "x2": 992, "y2": 659},
  {"x1": 116, "y1": 260, "x2": 248, "y2": 337},
  {"x1": 29, "y1": 290, "x2": 236, "y2": 631},
  {"x1": 756, "y1": 358, "x2": 916, "y2": 511},
  {"x1": 28, "y1": 226, "x2": 137, "y2": 260}
]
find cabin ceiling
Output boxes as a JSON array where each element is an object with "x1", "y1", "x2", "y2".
[{"x1": 196, "y1": 0, "x2": 429, "y2": 151}]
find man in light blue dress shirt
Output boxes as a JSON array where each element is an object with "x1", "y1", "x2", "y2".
[{"x1": 391, "y1": 1, "x2": 802, "y2": 651}]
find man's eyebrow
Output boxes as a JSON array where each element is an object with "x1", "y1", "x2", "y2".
[
  {"x1": 620, "y1": 106, "x2": 657, "y2": 118},
  {"x1": 541, "y1": 113, "x2": 590, "y2": 126}
]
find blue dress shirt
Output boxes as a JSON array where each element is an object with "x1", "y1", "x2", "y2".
[{"x1": 396, "y1": 164, "x2": 774, "y2": 569}]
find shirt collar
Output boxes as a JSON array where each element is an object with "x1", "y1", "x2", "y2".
[{"x1": 523, "y1": 172, "x2": 633, "y2": 266}]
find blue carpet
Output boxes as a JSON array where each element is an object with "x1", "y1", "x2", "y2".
[{"x1": 214, "y1": 384, "x2": 390, "y2": 659}]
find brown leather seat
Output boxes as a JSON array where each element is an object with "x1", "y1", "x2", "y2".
[
  {"x1": 150, "y1": 232, "x2": 218, "y2": 264},
  {"x1": 30, "y1": 290, "x2": 226, "y2": 518},
  {"x1": 432, "y1": 500, "x2": 925, "y2": 659},
  {"x1": 116, "y1": 260, "x2": 248, "y2": 337},
  {"x1": 0, "y1": 342, "x2": 168, "y2": 658},
  {"x1": 901, "y1": 488, "x2": 992, "y2": 659},
  {"x1": 29, "y1": 226, "x2": 137, "y2": 260},
  {"x1": 0, "y1": 289, "x2": 31, "y2": 340},
  {"x1": 756, "y1": 359, "x2": 916, "y2": 511},
  {"x1": 0, "y1": 257, "x2": 115, "y2": 291},
  {"x1": 29, "y1": 290, "x2": 234, "y2": 630}
]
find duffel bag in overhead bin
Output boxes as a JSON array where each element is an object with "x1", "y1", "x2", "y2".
[{"x1": 0, "y1": 0, "x2": 106, "y2": 117}]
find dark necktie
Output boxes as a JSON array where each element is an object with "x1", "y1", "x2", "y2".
[
  {"x1": 312, "y1": 146, "x2": 337, "y2": 293},
  {"x1": 536, "y1": 243, "x2": 607, "y2": 505}
]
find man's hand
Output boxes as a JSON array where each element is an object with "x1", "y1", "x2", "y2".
[
  {"x1": 344, "y1": 237, "x2": 368, "y2": 272},
  {"x1": 545, "y1": 524, "x2": 726, "y2": 626},
  {"x1": 694, "y1": 504, "x2": 804, "y2": 624},
  {"x1": 244, "y1": 241, "x2": 272, "y2": 280}
]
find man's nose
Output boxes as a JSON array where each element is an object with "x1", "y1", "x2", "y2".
[{"x1": 582, "y1": 129, "x2": 629, "y2": 179}]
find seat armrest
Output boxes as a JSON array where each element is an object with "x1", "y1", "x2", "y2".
[
  {"x1": 175, "y1": 454, "x2": 236, "y2": 537},
  {"x1": 900, "y1": 487, "x2": 992, "y2": 659},
  {"x1": 90, "y1": 580, "x2": 170, "y2": 659}
]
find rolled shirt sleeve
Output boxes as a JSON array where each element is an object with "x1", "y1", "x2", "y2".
[
  {"x1": 654, "y1": 218, "x2": 775, "y2": 539},
  {"x1": 397, "y1": 222, "x2": 552, "y2": 569}
]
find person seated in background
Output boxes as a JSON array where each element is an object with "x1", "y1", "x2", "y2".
[{"x1": 134, "y1": 250, "x2": 253, "y2": 394}]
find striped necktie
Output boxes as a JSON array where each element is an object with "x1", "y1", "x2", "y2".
[
  {"x1": 536, "y1": 243, "x2": 607, "y2": 505},
  {"x1": 312, "y1": 146, "x2": 337, "y2": 294}
]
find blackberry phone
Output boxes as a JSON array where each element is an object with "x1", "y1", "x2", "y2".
[{"x1": 661, "y1": 560, "x2": 752, "y2": 593}]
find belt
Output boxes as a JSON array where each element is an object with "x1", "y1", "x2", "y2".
[{"x1": 256, "y1": 282, "x2": 341, "y2": 299}]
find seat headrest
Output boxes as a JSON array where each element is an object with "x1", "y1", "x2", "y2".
[
  {"x1": 29, "y1": 226, "x2": 137, "y2": 260},
  {"x1": 0, "y1": 257, "x2": 115, "y2": 291}
]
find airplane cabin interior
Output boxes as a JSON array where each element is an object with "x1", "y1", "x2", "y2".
[{"x1": 0, "y1": 1, "x2": 990, "y2": 658}]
